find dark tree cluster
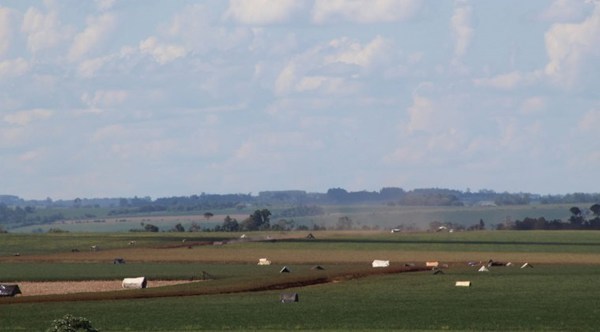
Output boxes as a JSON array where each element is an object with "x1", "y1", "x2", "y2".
[{"x1": 498, "y1": 204, "x2": 600, "y2": 230}]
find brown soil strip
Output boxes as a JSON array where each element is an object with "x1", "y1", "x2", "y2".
[{"x1": 14, "y1": 280, "x2": 196, "y2": 297}]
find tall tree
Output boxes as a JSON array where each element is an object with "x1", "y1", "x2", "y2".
[
  {"x1": 241, "y1": 209, "x2": 271, "y2": 231},
  {"x1": 221, "y1": 215, "x2": 239, "y2": 232},
  {"x1": 590, "y1": 204, "x2": 600, "y2": 217},
  {"x1": 569, "y1": 206, "x2": 584, "y2": 227}
]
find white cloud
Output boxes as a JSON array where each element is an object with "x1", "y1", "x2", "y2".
[
  {"x1": 274, "y1": 35, "x2": 389, "y2": 96},
  {"x1": 295, "y1": 75, "x2": 327, "y2": 92},
  {"x1": 139, "y1": 37, "x2": 187, "y2": 64},
  {"x1": 473, "y1": 71, "x2": 536, "y2": 90},
  {"x1": 544, "y1": 3, "x2": 600, "y2": 86},
  {"x1": 68, "y1": 13, "x2": 117, "y2": 61},
  {"x1": 0, "y1": 6, "x2": 13, "y2": 55},
  {"x1": 77, "y1": 56, "x2": 111, "y2": 78},
  {"x1": 520, "y1": 97, "x2": 545, "y2": 114},
  {"x1": 451, "y1": 1, "x2": 472, "y2": 62},
  {"x1": 21, "y1": 6, "x2": 73, "y2": 54},
  {"x1": 325, "y1": 35, "x2": 391, "y2": 68},
  {"x1": 312, "y1": 0, "x2": 422, "y2": 23},
  {"x1": 540, "y1": 0, "x2": 591, "y2": 22},
  {"x1": 225, "y1": 0, "x2": 305, "y2": 25},
  {"x1": 406, "y1": 93, "x2": 435, "y2": 134},
  {"x1": 0, "y1": 58, "x2": 30, "y2": 78},
  {"x1": 81, "y1": 90, "x2": 128, "y2": 108},
  {"x1": 3, "y1": 109, "x2": 53, "y2": 126},
  {"x1": 96, "y1": 0, "x2": 116, "y2": 11}
]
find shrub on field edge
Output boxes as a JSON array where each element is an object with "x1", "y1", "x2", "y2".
[{"x1": 46, "y1": 314, "x2": 99, "y2": 332}]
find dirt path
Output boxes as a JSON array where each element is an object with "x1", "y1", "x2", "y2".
[{"x1": 13, "y1": 280, "x2": 196, "y2": 296}]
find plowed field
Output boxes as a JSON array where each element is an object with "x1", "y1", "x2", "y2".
[{"x1": 14, "y1": 280, "x2": 196, "y2": 296}]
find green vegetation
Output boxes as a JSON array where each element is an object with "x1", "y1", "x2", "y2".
[
  {"x1": 2, "y1": 265, "x2": 600, "y2": 331},
  {"x1": 2, "y1": 231, "x2": 600, "y2": 330},
  {"x1": 46, "y1": 314, "x2": 98, "y2": 332}
]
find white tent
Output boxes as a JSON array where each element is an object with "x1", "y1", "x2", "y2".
[
  {"x1": 426, "y1": 261, "x2": 439, "y2": 268},
  {"x1": 258, "y1": 258, "x2": 271, "y2": 265},
  {"x1": 280, "y1": 293, "x2": 299, "y2": 303},
  {"x1": 521, "y1": 263, "x2": 533, "y2": 268},
  {"x1": 372, "y1": 260, "x2": 390, "y2": 268},
  {"x1": 478, "y1": 266, "x2": 489, "y2": 272},
  {"x1": 455, "y1": 281, "x2": 471, "y2": 287},
  {"x1": 122, "y1": 277, "x2": 147, "y2": 289}
]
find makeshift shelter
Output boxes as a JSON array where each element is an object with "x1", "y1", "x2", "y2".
[
  {"x1": 257, "y1": 258, "x2": 271, "y2": 265},
  {"x1": 0, "y1": 284, "x2": 21, "y2": 297},
  {"x1": 280, "y1": 266, "x2": 291, "y2": 273},
  {"x1": 521, "y1": 263, "x2": 533, "y2": 269},
  {"x1": 372, "y1": 260, "x2": 390, "y2": 268},
  {"x1": 113, "y1": 258, "x2": 126, "y2": 264},
  {"x1": 455, "y1": 281, "x2": 471, "y2": 287},
  {"x1": 426, "y1": 261, "x2": 439, "y2": 268},
  {"x1": 478, "y1": 266, "x2": 489, "y2": 272},
  {"x1": 487, "y1": 259, "x2": 507, "y2": 267},
  {"x1": 280, "y1": 293, "x2": 299, "y2": 303},
  {"x1": 311, "y1": 265, "x2": 325, "y2": 270},
  {"x1": 122, "y1": 277, "x2": 147, "y2": 289}
]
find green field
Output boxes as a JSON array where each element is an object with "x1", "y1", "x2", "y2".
[{"x1": 2, "y1": 231, "x2": 600, "y2": 331}]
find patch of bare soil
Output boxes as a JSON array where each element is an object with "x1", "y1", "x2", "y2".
[{"x1": 14, "y1": 280, "x2": 196, "y2": 296}]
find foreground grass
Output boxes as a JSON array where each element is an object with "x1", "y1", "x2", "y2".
[{"x1": 2, "y1": 265, "x2": 600, "y2": 331}]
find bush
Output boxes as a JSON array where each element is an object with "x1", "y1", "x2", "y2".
[{"x1": 46, "y1": 314, "x2": 99, "y2": 332}]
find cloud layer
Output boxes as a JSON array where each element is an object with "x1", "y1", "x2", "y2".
[{"x1": 1, "y1": 0, "x2": 599, "y2": 199}]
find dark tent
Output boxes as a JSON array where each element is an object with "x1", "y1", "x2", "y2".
[
  {"x1": 280, "y1": 293, "x2": 299, "y2": 303},
  {"x1": 311, "y1": 265, "x2": 325, "y2": 270},
  {"x1": 306, "y1": 233, "x2": 315, "y2": 240},
  {"x1": 280, "y1": 266, "x2": 291, "y2": 273},
  {"x1": 113, "y1": 258, "x2": 126, "y2": 264},
  {"x1": 0, "y1": 284, "x2": 22, "y2": 297}
]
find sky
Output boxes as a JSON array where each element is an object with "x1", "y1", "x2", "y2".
[{"x1": 1, "y1": 0, "x2": 599, "y2": 200}]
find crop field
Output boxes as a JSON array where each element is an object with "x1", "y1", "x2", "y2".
[{"x1": 1, "y1": 230, "x2": 600, "y2": 331}]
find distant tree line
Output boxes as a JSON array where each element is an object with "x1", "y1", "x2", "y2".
[
  {"x1": 0, "y1": 204, "x2": 64, "y2": 226},
  {"x1": 497, "y1": 204, "x2": 600, "y2": 230},
  {"x1": 128, "y1": 208, "x2": 322, "y2": 233},
  {"x1": 3, "y1": 189, "x2": 600, "y2": 212}
]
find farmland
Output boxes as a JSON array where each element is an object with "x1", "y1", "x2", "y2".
[
  {"x1": 1, "y1": 231, "x2": 600, "y2": 331},
  {"x1": 7, "y1": 203, "x2": 578, "y2": 233}
]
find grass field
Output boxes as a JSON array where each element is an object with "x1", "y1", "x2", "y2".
[{"x1": 2, "y1": 230, "x2": 600, "y2": 331}]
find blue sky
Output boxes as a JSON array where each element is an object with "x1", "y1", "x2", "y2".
[{"x1": 1, "y1": 0, "x2": 599, "y2": 199}]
